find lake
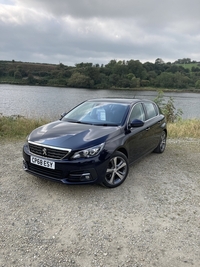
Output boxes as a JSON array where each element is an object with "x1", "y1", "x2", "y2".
[{"x1": 0, "y1": 84, "x2": 200, "y2": 120}]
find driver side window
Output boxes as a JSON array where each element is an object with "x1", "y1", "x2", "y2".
[{"x1": 130, "y1": 103, "x2": 145, "y2": 122}]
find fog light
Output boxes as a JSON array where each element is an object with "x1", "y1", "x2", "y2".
[{"x1": 81, "y1": 173, "x2": 91, "y2": 181}]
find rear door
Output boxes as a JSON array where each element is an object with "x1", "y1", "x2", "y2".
[{"x1": 142, "y1": 101, "x2": 162, "y2": 152}]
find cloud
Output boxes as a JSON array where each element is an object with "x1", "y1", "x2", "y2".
[
  {"x1": 16, "y1": 0, "x2": 200, "y2": 21},
  {"x1": 0, "y1": 0, "x2": 200, "y2": 65}
]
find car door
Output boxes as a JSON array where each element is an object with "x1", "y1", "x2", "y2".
[
  {"x1": 142, "y1": 101, "x2": 162, "y2": 152},
  {"x1": 125, "y1": 103, "x2": 150, "y2": 163}
]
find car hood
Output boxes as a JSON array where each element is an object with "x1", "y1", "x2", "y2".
[{"x1": 28, "y1": 120, "x2": 121, "y2": 150}]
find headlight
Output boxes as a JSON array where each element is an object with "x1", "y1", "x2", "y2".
[
  {"x1": 71, "y1": 143, "x2": 105, "y2": 159},
  {"x1": 26, "y1": 134, "x2": 30, "y2": 142}
]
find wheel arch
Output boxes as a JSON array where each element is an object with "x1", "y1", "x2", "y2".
[{"x1": 116, "y1": 147, "x2": 128, "y2": 159}]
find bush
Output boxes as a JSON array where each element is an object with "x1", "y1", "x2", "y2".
[
  {"x1": 14, "y1": 71, "x2": 22, "y2": 79},
  {"x1": 195, "y1": 80, "x2": 200, "y2": 89},
  {"x1": 154, "y1": 90, "x2": 183, "y2": 122}
]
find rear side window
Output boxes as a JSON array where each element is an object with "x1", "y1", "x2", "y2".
[{"x1": 143, "y1": 102, "x2": 158, "y2": 120}]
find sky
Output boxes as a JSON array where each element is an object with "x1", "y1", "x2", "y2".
[{"x1": 0, "y1": 0, "x2": 200, "y2": 66}]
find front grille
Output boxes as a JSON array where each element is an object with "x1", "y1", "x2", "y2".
[
  {"x1": 28, "y1": 163, "x2": 64, "y2": 179},
  {"x1": 29, "y1": 142, "x2": 71, "y2": 160}
]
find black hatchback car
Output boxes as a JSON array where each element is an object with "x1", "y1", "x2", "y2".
[{"x1": 23, "y1": 98, "x2": 167, "y2": 188}]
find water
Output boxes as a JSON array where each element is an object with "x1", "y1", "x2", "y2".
[{"x1": 0, "y1": 84, "x2": 200, "y2": 120}]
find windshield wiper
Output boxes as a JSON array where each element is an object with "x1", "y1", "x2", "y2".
[
  {"x1": 96, "y1": 123, "x2": 119, "y2": 126},
  {"x1": 66, "y1": 119, "x2": 118, "y2": 126},
  {"x1": 69, "y1": 120, "x2": 93, "y2": 125},
  {"x1": 65, "y1": 119, "x2": 79, "y2": 123}
]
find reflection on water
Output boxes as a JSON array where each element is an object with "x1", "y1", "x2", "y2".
[{"x1": 0, "y1": 84, "x2": 200, "y2": 119}]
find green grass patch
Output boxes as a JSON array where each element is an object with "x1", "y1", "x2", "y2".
[
  {"x1": 175, "y1": 63, "x2": 199, "y2": 70},
  {"x1": 0, "y1": 77, "x2": 28, "y2": 85},
  {"x1": 0, "y1": 115, "x2": 49, "y2": 140}
]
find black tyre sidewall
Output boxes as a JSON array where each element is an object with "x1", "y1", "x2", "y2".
[
  {"x1": 102, "y1": 151, "x2": 129, "y2": 188},
  {"x1": 154, "y1": 130, "x2": 167, "y2": 153}
]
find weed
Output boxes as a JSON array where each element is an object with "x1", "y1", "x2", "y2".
[{"x1": 154, "y1": 90, "x2": 183, "y2": 122}]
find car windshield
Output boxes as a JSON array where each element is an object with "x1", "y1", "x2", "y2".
[{"x1": 62, "y1": 101, "x2": 129, "y2": 126}]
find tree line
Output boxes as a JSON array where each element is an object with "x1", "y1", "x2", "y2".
[{"x1": 0, "y1": 58, "x2": 200, "y2": 90}]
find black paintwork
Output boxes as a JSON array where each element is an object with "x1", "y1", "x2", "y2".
[{"x1": 23, "y1": 98, "x2": 167, "y2": 185}]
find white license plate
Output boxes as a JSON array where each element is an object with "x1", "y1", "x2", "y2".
[{"x1": 30, "y1": 156, "x2": 55, "y2": 169}]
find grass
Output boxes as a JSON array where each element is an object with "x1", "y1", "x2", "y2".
[
  {"x1": 0, "y1": 76, "x2": 30, "y2": 84},
  {"x1": 0, "y1": 116, "x2": 200, "y2": 140},
  {"x1": 0, "y1": 116, "x2": 49, "y2": 140},
  {"x1": 175, "y1": 63, "x2": 199, "y2": 70},
  {"x1": 167, "y1": 119, "x2": 200, "y2": 139}
]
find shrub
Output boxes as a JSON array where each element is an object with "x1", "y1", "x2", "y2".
[
  {"x1": 195, "y1": 80, "x2": 200, "y2": 89},
  {"x1": 154, "y1": 90, "x2": 183, "y2": 122}
]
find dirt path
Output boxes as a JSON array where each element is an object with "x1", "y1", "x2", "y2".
[{"x1": 0, "y1": 139, "x2": 200, "y2": 267}]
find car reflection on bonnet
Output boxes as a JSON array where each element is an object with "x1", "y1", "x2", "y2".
[{"x1": 23, "y1": 98, "x2": 167, "y2": 188}]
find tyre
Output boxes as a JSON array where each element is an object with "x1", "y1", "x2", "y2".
[
  {"x1": 102, "y1": 151, "x2": 129, "y2": 188},
  {"x1": 154, "y1": 130, "x2": 167, "y2": 153}
]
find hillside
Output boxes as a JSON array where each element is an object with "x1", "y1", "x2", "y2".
[{"x1": 1, "y1": 59, "x2": 200, "y2": 90}]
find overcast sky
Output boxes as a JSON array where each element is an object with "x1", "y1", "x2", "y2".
[{"x1": 0, "y1": 0, "x2": 200, "y2": 66}]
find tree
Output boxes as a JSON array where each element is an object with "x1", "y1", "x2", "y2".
[
  {"x1": 105, "y1": 60, "x2": 117, "y2": 69},
  {"x1": 113, "y1": 63, "x2": 127, "y2": 77},
  {"x1": 108, "y1": 74, "x2": 120, "y2": 87},
  {"x1": 174, "y1": 58, "x2": 191, "y2": 64},
  {"x1": 195, "y1": 80, "x2": 200, "y2": 89},
  {"x1": 127, "y1": 60, "x2": 146, "y2": 79},
  {"x1": 130, "y1": 77, "x2": 140, "y2": 88},
  {"x1": 156, "y1": 72, "x2": 174, "y2": 88},
  {"x1": 0, "y1": 68, "x2": 3, "y2": 77},
  {"x1": 58, "y1": 63, "x2": 65, "y2": 69},
  {"x1": 28, "y1": 74, "x2": 36, "y2": 85},
  {"x1": 173, "y1": 72, "x2": 190, "y2": 88},
  {"x1": 155, "y1": 58, "x2": 165, "y2": 64},
  {"x1": 67, "y1": 72, "x2": 91, "y2": 88},
  {"x1": 83, "y1": 66, "x2": 100, "y2": 84},
  {"x1": 75, "y1": 62, "x2": 93, "y2": 68},
  {"x1": 97, "y1": 73, "x2": 109, "y2": 89},
  {"x1": 14, "y1": 71, "x2": 22, "y2": 79},
  {"x1": 8, "y1": 70, "x2": 14, "y2": 77}
]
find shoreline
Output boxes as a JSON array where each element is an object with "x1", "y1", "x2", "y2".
[{"x1": 0, "y1": 82, "x2": 200, "y2": 94}]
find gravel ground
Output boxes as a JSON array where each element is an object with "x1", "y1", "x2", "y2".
[{"x1": 0, "y1": 139, "x2": 200, "y2": 267}]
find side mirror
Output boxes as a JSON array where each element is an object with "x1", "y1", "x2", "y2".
[
  {"x1": 129, "y1": 119, "x2": 144, "y2": 128},
  {"x1": 60, "y1": 112, "x2": 67, "y2": 120}
]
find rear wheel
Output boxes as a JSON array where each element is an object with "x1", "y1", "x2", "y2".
[
  {"x1": 154, "y1": 130, "x2": 167, "y2": 153},
  {"x1": 102, "y1": 151, "x2": 129, "y2": 188}
]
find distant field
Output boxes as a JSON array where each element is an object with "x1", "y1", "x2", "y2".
[{"x1": 175, "y1": 63, "x2": 200, "y2": 70}]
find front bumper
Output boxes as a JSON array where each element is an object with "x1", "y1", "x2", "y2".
[{"x1": 23, "y1": 144, "x2": 107, "y2": 185}]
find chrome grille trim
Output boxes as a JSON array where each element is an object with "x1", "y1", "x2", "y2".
[{"x1": 28, "y1": 141, "x2": 71, "y2": 160}]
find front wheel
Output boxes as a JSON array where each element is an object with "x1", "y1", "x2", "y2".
[
  {"x1": 102, "y1": 151, "x2": 129, "y2": 188},
  {"x1": 154, "y1": 130, "x2": 167, "y2": 153}
]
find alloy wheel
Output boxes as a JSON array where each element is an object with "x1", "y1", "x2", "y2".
[{"x1": 104, "y1": 152, "x2": 128, "y2": 188}]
